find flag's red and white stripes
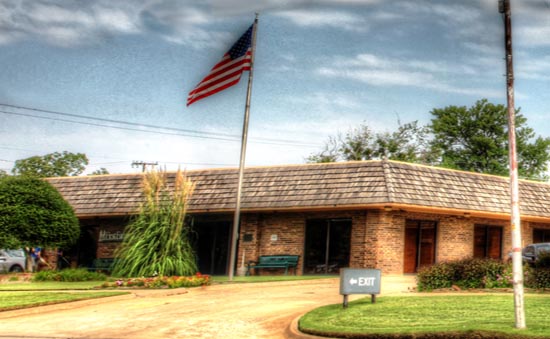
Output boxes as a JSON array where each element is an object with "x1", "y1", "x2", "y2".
[{"x1": 187, "y1": 49, "x2": 252, "y2": 106}]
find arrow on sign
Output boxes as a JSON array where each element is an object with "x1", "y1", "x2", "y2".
[{"x1": 349, "y1": 278, "x2": 358, "y2": 285}]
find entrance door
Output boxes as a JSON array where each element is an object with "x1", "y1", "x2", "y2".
[
  {"x1": 304, "y1": 219, "x2": 351, "y2": 274},
  {"x1": 404, "y1": 220, "x2": 437, "y2": 273},
  {"x1": 194, "y1": 221, "x2": 231, "y2": 275}
]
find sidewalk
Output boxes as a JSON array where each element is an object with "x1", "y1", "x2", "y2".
[{"x1": 0, "y1": 275, "x2": 417, "y2": 339}]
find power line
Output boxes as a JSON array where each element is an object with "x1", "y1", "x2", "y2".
[
  {"x1": 1, "y1": 109, "x2": 242, "y2": 142},
  {"x1": 0, "y1": 145, "x2": 237, "y2": 168},
  {"x1": 0, "y1": 103, "x2": 321, "y2": 148},
  {"x1": 0, "y1": 103, "x2": 237, "y2": 139}
]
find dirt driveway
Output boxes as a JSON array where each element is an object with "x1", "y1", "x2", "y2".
[{"x1": 0, "y1": 275, "x2": 415, "y2": 339}]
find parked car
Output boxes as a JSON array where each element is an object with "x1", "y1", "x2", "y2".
[
  {"x1": 510, "y1": 243, "x2": 550, "y2": 265},
  {"x1": 0, "y1": 249, "x2": 26, "y2": 273}
]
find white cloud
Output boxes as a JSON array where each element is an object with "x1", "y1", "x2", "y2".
[
  {"x1": 517, "y1": 55, "x2": 550, "y2": 80},
  {"x1": 26, "y1": 4, "x2": 95, "y2": 26},
  {"x1": 517, "y1": 25, "x2": 550, "y2": 48},
  {"x1": 318, "y1": 67, "x2": 431, "y2": 87},
  {"x1": 0, "y1": 1, "x2": 143, "y2": 47},
  {"x1": 317, "y1": 53, "x2": 502, "y2": 98},
  {"x1": 286, "y1": 91, "x2": 363, "y2": 111},
  {"x1": 275, "y1": 10, "x2": 368, "y2": 31},
  {"x1": 94, "y1": 8, "x2": 140, "y2": 33}
]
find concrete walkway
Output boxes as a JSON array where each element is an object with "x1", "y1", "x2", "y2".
[{"x1": 0, "y1": 275, "x2": 416, "y2": 339}]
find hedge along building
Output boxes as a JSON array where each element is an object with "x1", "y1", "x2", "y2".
[{"x1": 47, "y1": 160, "x2": 550, "y2": 275}]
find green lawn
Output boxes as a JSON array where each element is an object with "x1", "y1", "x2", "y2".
[
  {"x1": 299, "y1": 294, "x2": 550, "y2": 338},
  {"x1": 0, "y1": 281, "x2": 105, "y2": 290},
  {"x1": 0, "y1": 291, "x2": 128, "y2": 311}
]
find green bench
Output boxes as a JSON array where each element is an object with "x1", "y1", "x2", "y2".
[
  {"x1": 246, "y1": 255, "x2": 299, "y2": 276},
  {"x1": 87, "y1": 258, "x2": 116, "y2": 273}
]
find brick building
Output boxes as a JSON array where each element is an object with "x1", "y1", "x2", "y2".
[{"x1": 48, "y1": 160, "x2": 550, "y2": 275}]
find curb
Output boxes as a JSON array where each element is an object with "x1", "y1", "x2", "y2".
[{"x1": 285, "y1": 315, "x2": 340, "y2": 339}]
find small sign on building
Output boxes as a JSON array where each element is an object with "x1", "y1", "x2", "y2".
[
  {"x1": 339, "y1": 268, "x2": 381, "y2": 308},
  {"x1": 98, "y1": 230, "x2": 124, "y2": 242}
]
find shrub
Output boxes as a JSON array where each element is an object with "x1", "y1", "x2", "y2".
[
  {"x1": 457, "y1": 258, "x2": 509, "y2": 288},
  {"x1": 534, "y1": 251, "x2": 550, "y2": 269},
  {"x1": 100, "y1": 273, "x2": 210, "y2": 289},
  {"x1": 417, "y1": 258, "x2": 512, "y2": 291},
  {"x1": 417, "y1": 262, "x2": 454, "y2": 291},
  {"x1": 32, "y1": 268, "x2": 107, "y2": 282},
  {"x1": 525, "y1": 268, "x2": 550, "y2": 289}
]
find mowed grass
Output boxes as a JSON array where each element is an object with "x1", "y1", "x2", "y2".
[
  {"x1": 0, "y1": 281, "x2": 105, "y2": 291},
  {"x1": 299, "y1": 294, "x2": 550, "y2": 338},
  {"x1": 0, "y1": 291, "x2": 128, "y2": 311}
]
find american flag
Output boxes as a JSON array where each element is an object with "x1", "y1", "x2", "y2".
[{"x1": 187, "y1": 24, "x2": 254, "y2": 106}]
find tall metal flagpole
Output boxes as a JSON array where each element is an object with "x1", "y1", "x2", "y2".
[
  {"x1": 228, "y1": 14, "x2": 259, "y2": 281},
  {"x1": 500, "y1": 0, "x2": 526, "y2": 329}
]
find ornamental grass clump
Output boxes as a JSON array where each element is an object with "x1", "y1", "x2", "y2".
[{"x1": 111, "y1": 169, "x2": 197, "y2": 277}]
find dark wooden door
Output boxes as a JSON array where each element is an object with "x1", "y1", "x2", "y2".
[
  {"x1": 404, "y1": 220, "x2": 437, "y2": 273},
  {"x1": 404, "y1": 227, "x2": 418, "y2": 273}
]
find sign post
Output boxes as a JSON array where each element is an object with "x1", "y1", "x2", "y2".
[{"x1": 339, "y1": 268, "x2": 381, "y2": 308}]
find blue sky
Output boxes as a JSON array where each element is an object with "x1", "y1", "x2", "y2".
[{"x1": 0, "y1": 0, "x2": 549, "y2": 174}]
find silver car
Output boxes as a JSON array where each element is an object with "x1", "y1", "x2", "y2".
[{"x1": 0, "y1": 249, "x2": 26, "y2": 273}]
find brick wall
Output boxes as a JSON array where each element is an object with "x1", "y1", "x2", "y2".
[
  {"x1": 363, "y1": 210, "x2": 404, "y2": 274},
  {"x1": 437, "y1": 215, "x2": 472, "y2": 262},
  {"x1": 79, "y1": 209, "x2": 548, "y2": 276},
  {"x1": 239, "y1": 210, "x2": 367, "y2": 275},
  {"x1": 349, "y1": 211, "x2": 367, "y2": 269}
]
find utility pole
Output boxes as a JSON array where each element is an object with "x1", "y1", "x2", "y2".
[
  {"x1": 131, "y1": 160, "x2": 158, "y2": 172},
  {"x1": 499, "y1": 0, "x2": 526, "y2": 329}
]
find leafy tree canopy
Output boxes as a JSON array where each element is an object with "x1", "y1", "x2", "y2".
[
  {"x1": 430, "y1": 99, "x2": 550, "y2": 179},
  {"x1": 0, "y1": 176, "x2": 79, "y2": 250},
  {"x1": 90, "y1": 167, "x2": 110, "y2": 176},
  {"x1": 12, "y1": 151, "x2": 89, "y2": 178},
  {"x1": 307, "y1": 120, "x2": 433, "y2": 164},
  {"x1": 308, "y1": 99, "x2": 550, "y2": 180}
]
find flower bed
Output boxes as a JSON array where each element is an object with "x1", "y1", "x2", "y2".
[{"x1": 100, "y1": 273, "x2": 210, "y2": 289}]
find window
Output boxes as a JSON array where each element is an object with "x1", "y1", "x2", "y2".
[
  {"x1": 304, "y1": 219, "x2": 351, "y2": 274},
  {"x1": 533, "y1": 229, "x2": 550, "y2": 243},
  {"x1": 474, "y1": 225, "x2": 502, "y2": 259}
]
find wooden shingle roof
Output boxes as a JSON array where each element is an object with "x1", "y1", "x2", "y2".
[{"x1": 47, "y1": 161, "x2": 550, "y2": 221}]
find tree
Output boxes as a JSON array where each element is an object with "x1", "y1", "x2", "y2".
[
  {"x1": 111, "y1": 169, "x2": 197, "y2": 277},
  {"x1": 374, "y1": 121, "x2": 435, "y2": 163},
  {"x1": 430, "y1": 99, "x2": 550, "y2": 179},
  {"x1": 12, "y1": 151, "x2": 89, "y2": 177},
  {"x1": 340, "y1": 125, "x2": 376, "y2": 161},
  {"x1": 307, "y1": 120, "x2": 431, "y2": 164},
  {"x1": 0, "y1": 176, "x2": 80, "y2": 271},
  {"x1": 306, "y1": 136, "x2": 340, "y2": 163},
  {"x1": 90, "y1": 168, "x2": 110, "y2": 176},
  {"x1": 308, "y1": 99, "x2": 550, "y2": 180}
]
